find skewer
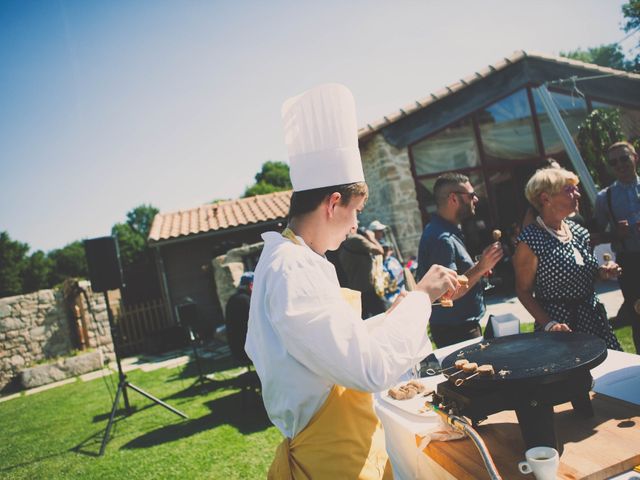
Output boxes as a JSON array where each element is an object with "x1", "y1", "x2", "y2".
[
  {"x1": 447, "y1": 362, "x2": 477, "y2": 383},
  {"x1": 434, "y1": 275, "x2": 469, "y2": 307},
  {"x1": 446, "y1": 359, "x2": 473, "y2": 378},
  {"x1": 429, "y1": 358, "x2": 469, "y2": 377},
  {"x1": 455, "y1": 364, "x2": 494, "y2": 386}
]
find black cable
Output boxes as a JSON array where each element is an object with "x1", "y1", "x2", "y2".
[{"x1": 618, "y1": 26, "x2": 640, "y2": 44}]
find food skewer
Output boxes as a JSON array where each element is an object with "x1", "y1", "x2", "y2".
[
  {"x1": 448, "y1": 362, "x2": 478, "y2": 383},
  {"x1": 455, "y1": 364, "x2": 494, "y2": 387},
  {"x1": 444, "y1": 359, "x2": 471, "y2": 378},
  {"x1": 425, "y1": 358, "x2": 468, "y2": 377},
  {"x1": 435, "y1": 275, "x2": 469, "y2": 308}
]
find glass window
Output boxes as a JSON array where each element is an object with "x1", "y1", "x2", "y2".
[
  {"x1": 477, "y1": 89, "x2": 539, "y2": 165},
  {"x1": 410, "y1": 117, "x2": 480, "y2": 176},
  {"x1": 533, "y1": 89, "x2": 588, "y2": 156},
  {"x1": 591, "y1": 100, "x2": 640, "y2": 141}
]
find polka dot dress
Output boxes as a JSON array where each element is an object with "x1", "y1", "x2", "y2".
[{"x1": 519, "y1": 220, "x2": 622, "y2": 350}]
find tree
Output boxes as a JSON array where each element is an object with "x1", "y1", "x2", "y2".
[
  {"x1": 0, "y1": 232, "x2": 29, "y2": 298},
  {"x1": 622, "y1": 1, "x2": 640, "y2": 36},
  {"x1": 47, "y1": 241, "x2": 88, "y2": 287},
  {"x1": 111, "y1": 204, "x2": 159, "y2": 268},
  {"x1": 126, "y1": 204, "x2": 159, "y2": 239},
  {"x1": 560, "y1": 44, "x2": 629, "y2": 71},
  {"x1": 111, "y1": 223, "x2": 147, "y2": 267},
  {"x1": 577, "y1": 108, "x2": 624, "y2": 189},
  {"x1": 622, "y1": 0, "x2": 640, "y2": 70},
  {"x1": 22, "y1": 251, "x2": 53, "y2": 293},
  {"x1": 243, "y1": 161, "x2": 291, "y2": 197},
  {"x1": 244, "y1": 181, "x2": 286, "y2": 197}
]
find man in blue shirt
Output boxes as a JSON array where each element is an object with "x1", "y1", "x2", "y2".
[
  {"x1": 417, "y1": 173, "x2": 503, "y2": 348},
  {"x1": 594, "y1": 141, "x2": 640, "y2": 353}
]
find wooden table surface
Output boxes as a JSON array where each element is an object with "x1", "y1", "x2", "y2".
[{"x1": 420, "y1": 393, "x2": 640, "y2": 480}]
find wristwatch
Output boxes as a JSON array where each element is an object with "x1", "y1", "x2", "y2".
[{"x1": 544, "y1": 321, "x2": 559, "y2": 332}]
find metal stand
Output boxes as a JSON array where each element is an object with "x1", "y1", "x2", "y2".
[
  {"x1": 99, "y1": 292, "x2": 188, "y2": 456},
  {"x1": 186, "y1": 325, "x2": 215, "y2": 389}
]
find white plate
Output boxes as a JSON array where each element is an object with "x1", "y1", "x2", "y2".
[{"x1": 379, "y1": 376, "x2": 444, "y2": 417}]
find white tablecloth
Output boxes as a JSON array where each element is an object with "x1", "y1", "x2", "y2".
[{"x1": 375, "y1": 339, "x2": 640, "y2": 480}]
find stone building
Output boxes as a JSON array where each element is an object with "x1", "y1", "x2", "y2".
[
  {"x1": 147, "y1": 190, "x2": 290, "y2": 332},
  {"x1": 147, "y1": 50, "x2": 640, "y2": 334},
  {"x1": 356, "y1": 50, "x2": 640, "y2": 259}
]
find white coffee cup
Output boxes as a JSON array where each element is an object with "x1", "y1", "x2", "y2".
[{"x1": 518, "y1": 446, "x2": 559, "y2": 480}]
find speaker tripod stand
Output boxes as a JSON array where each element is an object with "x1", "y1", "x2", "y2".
[
  {"x1": 185, "y1": 325, "x2": 217, "y2": 390},
  {"x1": 99, "y1": 292, "x2": 187, "y2": 456}
]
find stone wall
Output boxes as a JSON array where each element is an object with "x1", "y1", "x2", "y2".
[
  {"x1": 212, "y1": 242, "x2": 264, "y2": 315},
  {"x1": 360, "y1": 133, "x2": 424, "y2": 260},
  {"x1": 0, "y1": 281, "x2": 114, "y2": 391}
]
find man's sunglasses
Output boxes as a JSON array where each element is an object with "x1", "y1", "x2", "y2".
[
  {"x1": 452, "y1": 191, "x2": 479, "y2": 200},
  {"x1": 608, "y1": 153, "x2": 634, "y2": 167}
]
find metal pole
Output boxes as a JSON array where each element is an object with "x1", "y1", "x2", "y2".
[
  {"x1": 533, "y1": 85, "x2": 598, "y2": 206},
  {"x1": 104, "y1": 291, "x2": 130, "y2": 411},
  {"x1": 384, "y1": 226, "x2": 404, "y2": 264}
]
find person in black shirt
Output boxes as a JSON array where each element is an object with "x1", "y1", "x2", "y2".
[{"x1": 225, "y1": 272, "x2": 253, "y2": 364}]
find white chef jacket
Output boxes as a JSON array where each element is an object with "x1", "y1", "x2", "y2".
[{"x1": 245, "y1": 231, "x2": 433, "y2": 439}]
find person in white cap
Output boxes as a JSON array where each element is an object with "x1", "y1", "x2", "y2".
[
  {"x1": 367, "y1": 220, "x2": 387, "y2": 242},
  {"x1": 245, "y1": 83, "x2": 460, "y2": 479}
]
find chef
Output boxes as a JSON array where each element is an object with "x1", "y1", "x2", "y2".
[{"x1": 245, "y1": 83, "x2": 459, "y2": 479}]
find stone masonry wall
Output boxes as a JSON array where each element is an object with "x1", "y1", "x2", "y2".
[
  {"x1": 0, "y1": 281, "x2": 114, "y2": 391},
  {"x1": 360, "y1": 133, "x2": 424, "y2": 260},
  {"x1": 212, "y1": 242, "x2": 264, "y2": 315}
]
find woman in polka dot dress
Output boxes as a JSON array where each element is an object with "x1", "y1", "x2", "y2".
[{"x1": 513, "y1": 167, "x2": 622, "y2": 350}]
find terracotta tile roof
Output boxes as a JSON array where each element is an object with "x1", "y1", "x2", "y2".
[
  {"x1": 149, "y1": 190, "x2": 291, "y2": 243},
  {"x1": 357, "y1": 50, "x2": 640, "y2": 140}
]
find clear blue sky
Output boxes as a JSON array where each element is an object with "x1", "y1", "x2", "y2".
[{"x1": 0, "y1": 0, "x2": 636, "y2": 253}]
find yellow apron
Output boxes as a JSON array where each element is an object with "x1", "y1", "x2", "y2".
[{"x1": 267, "y1": 229, "x2": 393, "y2": 479}]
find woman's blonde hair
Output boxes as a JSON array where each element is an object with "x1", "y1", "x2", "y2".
[{"x1": 525, "y1": 167, "x2": 579, "y2": 210}]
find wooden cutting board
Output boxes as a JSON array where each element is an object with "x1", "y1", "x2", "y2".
[{"x1": 419, "y1": 392, "x2": 640, "y2": 480}]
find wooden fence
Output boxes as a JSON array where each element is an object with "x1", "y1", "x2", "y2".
[{"x1": 118, "y1": 298, "x2": 173, "y2": 355}]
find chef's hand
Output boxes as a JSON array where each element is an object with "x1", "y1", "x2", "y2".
[{"x1": 418, "y1": 265, "x2": 459, "y2": 304}]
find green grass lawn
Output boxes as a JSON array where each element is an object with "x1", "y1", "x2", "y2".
[
  {"x1": 1, "y1": 323, "x2": 635, "y2": 480},
  {"x1": 0, "y1": 356, "x2": 281, "y2": 480}
]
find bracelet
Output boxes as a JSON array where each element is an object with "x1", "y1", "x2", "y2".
[{"x1": 544, "y1": 321, "x2": 559, "y2": 332}]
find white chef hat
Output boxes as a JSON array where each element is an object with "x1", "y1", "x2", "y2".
[{"x1": 281, "y1": 83, "x2": 365, "y2": 192}]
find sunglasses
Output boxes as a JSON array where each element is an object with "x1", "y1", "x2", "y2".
[
  {"x1": 452, "y1": 191, "x2": 479, "y2": 200},
  {"x1": 562, "y1": 184, "x2": 580, "y2": 194},
  {"x1": 608, "y1": 154, "x2": 634, "y2": 167}
]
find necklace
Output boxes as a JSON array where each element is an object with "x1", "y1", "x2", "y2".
[
  {"x1": 536, "y1": 216, "x2": 572, "y2": 243},
  {"x1": 536, "y1": 216, "x2": 584, "y2": 265}
]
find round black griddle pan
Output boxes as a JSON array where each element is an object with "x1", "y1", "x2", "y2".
[{"x1": 441, "y1": 332, "x2": 608, "y2": 386}]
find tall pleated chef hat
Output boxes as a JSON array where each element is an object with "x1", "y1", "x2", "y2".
[{"x1": 281, "y1": 83, "x2": 365, "y2": 192}]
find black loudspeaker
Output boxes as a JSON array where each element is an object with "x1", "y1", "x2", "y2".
[
  {"x1": 84, "y1": 236, "x2": 124, "y2": 292},
  {"x1": 177, "y1": 303, "x2": 198, "y2": 329}
]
